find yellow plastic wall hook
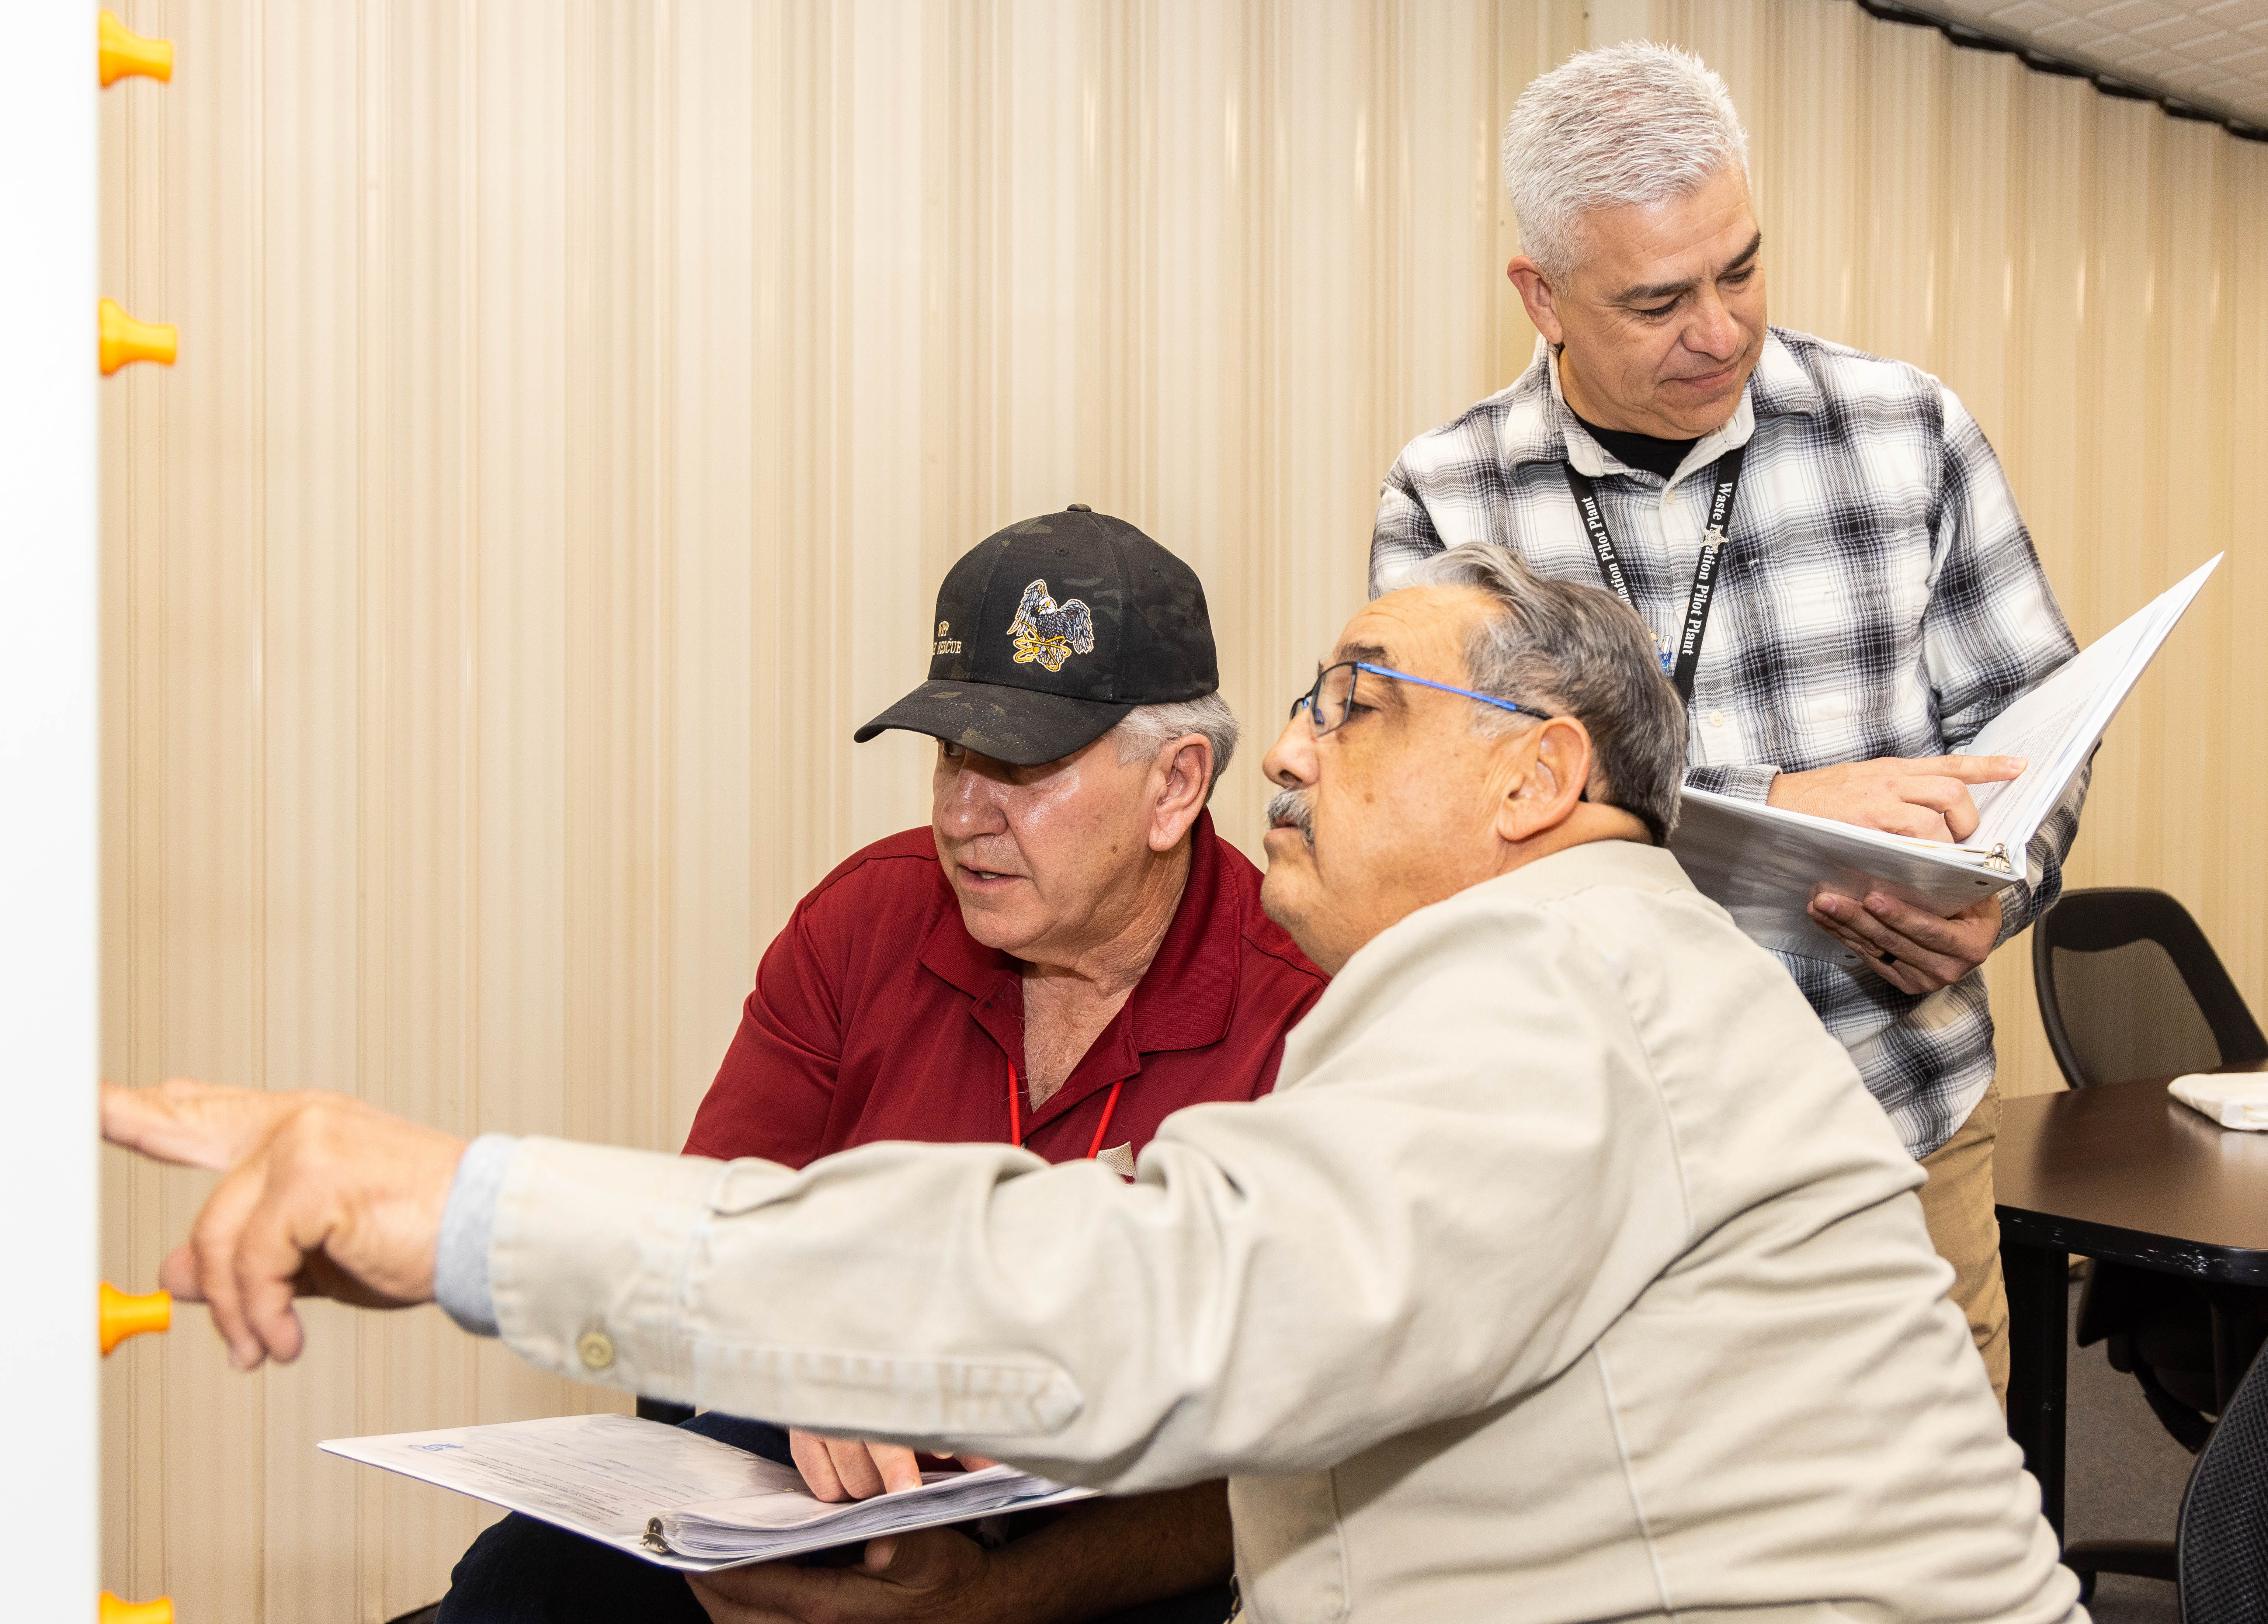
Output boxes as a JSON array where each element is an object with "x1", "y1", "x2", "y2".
[
  {"x1": 98, "y1": 1593, "x2": 174, "y2": 1624},
  {"x1": 99, "y1": 299, "x2": 177, "y2": 375},
  {"x1": 98, "y1": 11, "x2": 174, "y2": 86},
  {"x1": 99, "y1": 1282, "x2": 171, "y2": 1357}
]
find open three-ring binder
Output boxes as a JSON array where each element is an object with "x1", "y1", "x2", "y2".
[
  {"x1": 323, "y1": 1412, "x2": 1093, "y2": 1572},
  {"x1": 1669, "y1": 555, "x2": 2223, "y2": 966}
]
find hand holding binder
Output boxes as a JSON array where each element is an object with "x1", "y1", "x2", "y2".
[
  {"x1": 1809, "y1": 887, "x2": 2002, "y2": 995},
  {"x1": 1670, "y1": 554, "x2": 2222, "y2": 967}
]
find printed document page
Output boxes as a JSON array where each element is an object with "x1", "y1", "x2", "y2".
[
  {"x1": 323, "y1": 1412, "x2": 1093, "y2": 1572},
  {"x1": 322, "y1": 1414, "x2": 795, "y2": 1563},
  {"x1": 1964, "y1": 554, "x2": 2220, "y2": 850}
]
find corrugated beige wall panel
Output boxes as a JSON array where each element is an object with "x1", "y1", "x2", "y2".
[
  {"x1": 2151, "y1": 122, "x2": 2232, "y2": 933},
  {"x1": 1854, "y1": 17, "x2": 1949, "y2": 372},
  {"x1": 2224, "y1": 139, "x2": 2268, "y2": 1006},
  {"x1": 360, "y1": 2, "x2": 478, "y2": 1606},
  {"x1": 101, "y1": 1, "x2": 2268, "y2": 1615},
  {"x1": 101, "y1": 0, "x2": 273, "y2": 1614},
  {"x1": 838, "y1": 3, "x2": 939, "y2": 858},
  {"x1": 665, "y1": 0, "x2": 761, "y2": 1138},
  {"x1": 1936, "y1": 47, "x2": 2020, "y2": 443},
  {"x1": 260, "y1": 0, "x2": 374, "y2": 1605},
  {"x1": 1982, "y1": 67, "x2": 2088, "y2": 1095}
]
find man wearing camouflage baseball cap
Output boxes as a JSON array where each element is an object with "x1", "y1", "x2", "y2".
[{"x1": 437, "y1": 507, "x2": 1324, "y2": 1624}]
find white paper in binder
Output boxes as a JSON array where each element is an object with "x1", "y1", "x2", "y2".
[{"x1": 321, "y1": 1412, "x2": 1093, "y2": 1572}]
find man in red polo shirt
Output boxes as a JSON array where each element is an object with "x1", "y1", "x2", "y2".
[{"x1": 438, "y1": 507, "x2": 1323, "y2": 1624}]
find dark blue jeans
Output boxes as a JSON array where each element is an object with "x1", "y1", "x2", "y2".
[{"x1": 436, "y1": 1412, "x2": 1230, "y2": 1624}]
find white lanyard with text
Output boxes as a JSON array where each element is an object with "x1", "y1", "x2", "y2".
[{"x1": 1560, "y1": 445, "x2": 1746, "y2": 705}]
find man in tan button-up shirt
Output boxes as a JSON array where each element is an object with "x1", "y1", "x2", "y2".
[{"x1": 109, "y1": 546, "x2": 2079, "y2": 1624}]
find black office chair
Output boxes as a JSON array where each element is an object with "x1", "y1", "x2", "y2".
[
  {"x1": 2033, "y1": 887, "x2": 2268, "y2": 1598},
  {"x1": 2035, "y1": 887, "x2": 2267, "y2": 1097},
  {"x1": 2177, "y1": 1339, "x2": 2268, "y2": 1624}
]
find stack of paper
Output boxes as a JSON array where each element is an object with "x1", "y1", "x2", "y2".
[
  {"x1": 661, "y1": 1461, "x2": 1084, "y2": 1561},
  {"x1": 1670, "y1": 556, "x2": 2222, "y2": 965},
  {"x1": 2170, "y1": 1073, "x2": 2268, "y2": 1132},
  {"x1": 321, "y1": 1412, "x2": 1093, "y2": 1572}
]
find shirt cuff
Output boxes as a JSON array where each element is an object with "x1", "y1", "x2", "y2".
[
  {"x1": 1682, "y1": 763, "x2": 1781, "y2": 803},
  {"x1": 435, "y1": 1133, "x2": 522, "y2": 1337}
]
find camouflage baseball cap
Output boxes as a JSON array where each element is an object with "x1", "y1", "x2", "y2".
[{"x1": 854, "y1": 506, "x2": 1220, "y2": 767}]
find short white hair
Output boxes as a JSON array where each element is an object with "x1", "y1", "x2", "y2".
[
  {"x1": 1503, "y1": 43, "x2": 1750, "y2": 283},
  {"x1": 1114, "y1": 693, "x2": 1238, "y2": 804}
]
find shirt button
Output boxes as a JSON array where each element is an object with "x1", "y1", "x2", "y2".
[
  {"x1": 576, "y1": 1329, "x2": 617, "y2": 1372},
  {"x1": 1707, "y1": 711, "x2": 1726, "y2": 729}
]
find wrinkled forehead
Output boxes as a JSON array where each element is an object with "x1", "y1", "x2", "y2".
[
  {"x1": 1334, "y1": 586, "x2": 1487, "y2": 681},
  {"x1": 1572, "y1": 169, "x2": 1758, "y2": 289}
]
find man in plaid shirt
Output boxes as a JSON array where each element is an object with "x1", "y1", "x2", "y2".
[{"x1": 1371, "y1": 42, "x2": 2085, "y2": 1405}]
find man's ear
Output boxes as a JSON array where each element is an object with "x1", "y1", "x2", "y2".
[
  {"x1": 1495, "y1": 717, "x2": 1591, "y2": 843},
  {"x1": 1149, "y1": 735, "x2": 1213, "y2": 851},
  {"x1": 1507, "y1": 255, "x2": 1565, "y2": 347}
]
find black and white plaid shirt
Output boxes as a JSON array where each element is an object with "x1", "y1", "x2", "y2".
[{"x1": 1372, "y1": 327, "x2": 2086, "y2": 1159}]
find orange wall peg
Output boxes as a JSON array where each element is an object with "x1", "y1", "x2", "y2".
[
  {"x1": 99, "y1": 1282, "x2": 171, "y2": 1357},
  {"x1": 98, "y1": 11, "x2": 173, "y2": 86},
  {"x1": 98, "y1": 299, "x2": 177, "y2": 375},
  {"x1": 99, "y1": 1594, "x2": 174, "y2": 1624}
]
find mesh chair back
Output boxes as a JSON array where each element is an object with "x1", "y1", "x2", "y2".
[
  {"x1": 2033, "y1": 888, "x2": 2268, "y2": 1090},
  {"x1": 2178, "y1": 1340, "x2": 2268, "y2": 1624}
]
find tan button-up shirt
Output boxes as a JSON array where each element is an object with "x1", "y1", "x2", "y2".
[{"x1": 485, "y1": 840, "x2": 2078, "y2": 1624}]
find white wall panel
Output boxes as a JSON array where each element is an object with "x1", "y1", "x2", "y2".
[{"x1": 3, "y1": 8, "x2": 99, "y2": 1619}]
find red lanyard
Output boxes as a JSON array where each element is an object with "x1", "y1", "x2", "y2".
[{"x1": 1008, "y1": 1063, "x2": 1126, "y2": 1163}]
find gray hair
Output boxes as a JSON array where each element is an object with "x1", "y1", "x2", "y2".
[
  {"x1": 1503, "y1": 43, "x2": 1750, "y2": 283},
  {"x1": 1404, "y1": 544, "x2": 1685, "y2": 843},
  {"x1": 1114, "y1": 693, "x2": 1239, "y2": 804}
]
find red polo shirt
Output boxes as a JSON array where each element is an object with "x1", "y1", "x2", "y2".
[{"x1": 683, "y1": 812, "x2": 1326, "y2": 1169}]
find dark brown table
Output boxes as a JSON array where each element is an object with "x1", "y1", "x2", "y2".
[{"x1": 1997, "y1": 1068, "x2": 2268, "y2": 1540}]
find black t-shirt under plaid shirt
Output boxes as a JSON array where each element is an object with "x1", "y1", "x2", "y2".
[{"x1": 1370, "y1": 327, "x2": 2087, "y2": 1160}]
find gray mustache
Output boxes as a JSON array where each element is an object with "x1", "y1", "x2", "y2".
[{"x1": 1264, "y1": 787, "x2": 1315, "y2": 847}]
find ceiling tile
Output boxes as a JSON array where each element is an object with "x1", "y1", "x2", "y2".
[
  {"x1": 2132, "y1": 10, "x2": 2223, "y2": 42},
  {"x1": 2031, "y1": 15, "x2": 2118, "y2": 46},
  {"x1": 1987, "y1": 1, "x2": 2074, "y2": 27},
  {"x1": 2080, "y1": 33, "x2": 2157, "y2": 66},
  {"x1": 2200, "y1": 0, "x2": 2268, "y2": 27},
  {"x1": 2112, "y1": 45, "x2": 2191, "y2": 71},
  {"x1": 2168, "y1": 28, "x2": 2238, "y2": 55},
  {"x1": 2085, "y1": 0, "x2": 2177, "y2": 29}
]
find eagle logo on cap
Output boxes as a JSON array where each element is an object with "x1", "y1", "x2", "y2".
[{"x1": 1008, "y1": 579, "x2": 1094, "y2": 672}]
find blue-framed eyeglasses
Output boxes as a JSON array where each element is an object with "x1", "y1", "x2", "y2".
[{"x1": 1288, "y1": 661, "x2": 1556, "y2": 738}]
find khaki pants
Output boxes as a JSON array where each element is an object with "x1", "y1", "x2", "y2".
[{"x1": 1918, "y1": 1078, "x2": 2008, "y2": 1408}]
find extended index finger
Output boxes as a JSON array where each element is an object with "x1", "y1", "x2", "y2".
[
  {"x1": 1914, "y1": 754, "x2": 2028, "y2": 784},
  {"x1": 102, "y1": 1079, "x2": 295, "y2": 1171}
]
